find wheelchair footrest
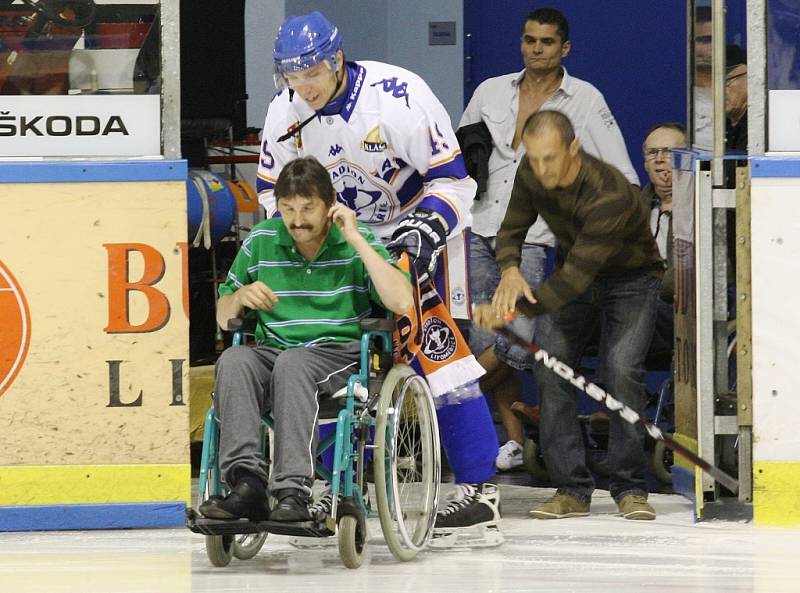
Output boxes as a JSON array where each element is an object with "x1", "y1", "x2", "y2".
[{"x1": 186, "y1": 507, "x2": 334, "y2": 538}]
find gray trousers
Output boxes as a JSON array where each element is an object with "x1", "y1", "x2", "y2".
[{"x1": 214, "y1": 341, "x2": 361, "y2": 498}]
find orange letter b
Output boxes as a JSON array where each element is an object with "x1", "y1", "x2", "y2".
[{"x1": 104, "y1": 243, "x2": 170, "y2": 334}]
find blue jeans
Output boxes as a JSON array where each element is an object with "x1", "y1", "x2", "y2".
[
  {"x1": 534, "y1": 273, "x2": 660, "y2": 502},
  {"x1": 469, "y1": 233, "x2": 547, "y2": 370}
]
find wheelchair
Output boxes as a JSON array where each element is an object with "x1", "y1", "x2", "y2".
[{"x1": 185, "y1": 317, "x2": 441, "y2": 569}]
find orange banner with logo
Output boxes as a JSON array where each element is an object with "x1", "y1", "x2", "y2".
[{"x1": 393, "y1": 254, "x2": 484, "y2": 397}]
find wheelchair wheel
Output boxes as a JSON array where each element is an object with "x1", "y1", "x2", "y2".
[
  {"x1": 206, "y1": 534, "x2": 234, "y2": 567},
  {"x1": 197, "y1": 452, "x2": 236, "y2": 567},
  {"x1": 338, "y1": 514, "x2": 366, "y2": 569},
  {"x1": 374, "y1": 364, "x2": 440, "y2": 561},
  {"x1": 522, "y1": 438, "x2": 550, "y2": 482},
  {"x1": 651, "y1": 436, "x2": 674, "y2": 485},
  {"x1": 232, "y1": 533, "x2": 268, "y2": 560},
  {"x1": 197, "y1": 416, "x2": 269, "y2": 564}
]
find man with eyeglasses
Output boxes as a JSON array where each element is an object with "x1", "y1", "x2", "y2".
[
  {"x1": 725, "y1": 44, "x2": 747, "y2": 151},
  {"x1": 458, "y1": 7, "x2": 638, "y2": 473},
  {"x1": 641, "y1": 123, "x2": 687, "y2": 356}
]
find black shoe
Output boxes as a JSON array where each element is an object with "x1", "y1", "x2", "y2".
[
  {"x1": 199, "y1": 481, "x2": 270, "y2": 521},
  {"x1": 270, "y1": 489, "x2": 312, "y2": 523}
]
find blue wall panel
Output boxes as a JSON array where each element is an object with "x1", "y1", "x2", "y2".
[{"x1": 0, "y1": 503, "x2": 186, "y2": 532}]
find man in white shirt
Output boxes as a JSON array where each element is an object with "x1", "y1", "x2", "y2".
[{"x1": 459, "y1": 7, "x2": 638, "y2": 472}]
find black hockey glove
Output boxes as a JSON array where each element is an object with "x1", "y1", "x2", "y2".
[{"x1": 386, "y1": 210, "x2": 447, "y2": 284}]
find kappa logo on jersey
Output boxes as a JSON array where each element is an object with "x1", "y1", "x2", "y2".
[
  {"x1": 421, "y1": 317, "x2": 457, "y2": 362},
  {"x1": 329, "y1": 144, "x2": 344, "y2": 157},
  {"x1": 451, "y1": 286, "x2": 465, "y2": 306},
  {"x1": 329, "y1": 161, "x2": 392, "y2": 223},
  {"x1": 0, "y1": 259, "x2": 31, "y2": 399},
  {"x1": 370, "y1": 77, "x2": 410, "y2": 108},
  {"x1": 361, "y1": 127, "x2": 389, "y2": 153}
]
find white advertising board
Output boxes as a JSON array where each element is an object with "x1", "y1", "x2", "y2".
[
  {"x1": 768, "y1": 90, "x2": 800, "y2": 153},
  {"x1": 0, "y1": 95, "x2": 160, "y2": 158}
]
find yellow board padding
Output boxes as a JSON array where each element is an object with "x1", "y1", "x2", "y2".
[
  {"x1": 671, "y1": 432, "x2": 698, "y2": 471},
  {"x1": 0, "y1": 464, "x2": 191, "y2": 506},
  {"x1": 753, "y1": 461, "x2": 800, "y2": 527},
  {"x1": 695, "y1": 466, "x2": 704, "y2": 519},
  {"x1": 189, "y1": 364, "x2": 215, "y2": 442}
]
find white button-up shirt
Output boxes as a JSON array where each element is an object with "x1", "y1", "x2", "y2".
[{"x1": 460, "y1": 67, "x2": 639, "y2": 244}]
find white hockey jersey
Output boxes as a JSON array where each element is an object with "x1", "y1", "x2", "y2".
[{"x1": 257, "y1": 61, "x2": 476, "y2": 241}]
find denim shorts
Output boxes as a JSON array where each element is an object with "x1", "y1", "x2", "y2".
[{"x1": 468, "y1": 233, "x2": 548, "y2": 370}]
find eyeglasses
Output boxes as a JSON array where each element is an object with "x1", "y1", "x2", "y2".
[
  {"x1": 725, "y1": 71, "x2": 747, "y2": 86},
  {"x1": 644, "y1": 147, "x2": 674, "y2": 160}
]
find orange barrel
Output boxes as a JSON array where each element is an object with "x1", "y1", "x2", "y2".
[{"x1": 224, "y1": 177, "x2": 259, "y2": 213}]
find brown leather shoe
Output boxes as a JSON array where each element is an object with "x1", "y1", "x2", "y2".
[
  {"x1": 529, "y1": 493, "x2": 590, "y2": 519},
  {"x1": 510, "y1": 401, "x2": 540, "y2": 426},
  {"x1": 617, "y1": 495, "x2": 656, "y2": 520}
]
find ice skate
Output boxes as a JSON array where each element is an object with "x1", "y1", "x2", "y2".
[
  {"x1": 287, "y1": 489, "x2": 337, "y2": 549},
  {"x1": 429, "y1": 483, "x2": 503, "y2": 549}
]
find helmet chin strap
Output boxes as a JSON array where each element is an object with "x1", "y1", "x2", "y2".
[{"x1": 277, "y1": 65, "x2": 345, "y2": 142}]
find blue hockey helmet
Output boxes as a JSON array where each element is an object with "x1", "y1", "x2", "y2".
[{"x1": 273, "y1": 12, "x2": 343, "y2": 88}]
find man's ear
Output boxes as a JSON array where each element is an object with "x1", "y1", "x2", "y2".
[
  {"x1": 561, "y1": 40, "x2": 571, "y2": 59},
  {"x1": 569, "y1": 137, "x2": 581, "y2": 157}
]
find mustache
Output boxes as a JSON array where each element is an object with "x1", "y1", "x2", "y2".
[{"x1": 289, "y1": 225, "x2": 312, "y2": 230}]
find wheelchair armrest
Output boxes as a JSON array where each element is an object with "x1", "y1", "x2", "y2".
[
  {"x1": 360, "y1": 318, "x2": 393, "y2": 333},
  {"x1": 224, "y1": 317, "x2": 258, "y2": 333}
]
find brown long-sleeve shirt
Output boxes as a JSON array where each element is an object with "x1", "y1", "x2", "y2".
[{"x1": 496, "y1": 151, "x2": 664, "y2": 316}]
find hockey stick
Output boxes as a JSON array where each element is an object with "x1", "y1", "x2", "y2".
[{"x1": 496, "y1": 326, "x2": 739, "y2": 494}]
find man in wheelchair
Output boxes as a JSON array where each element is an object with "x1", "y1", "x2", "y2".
[{"x1": 199, "y1": 157, "x2": 412, "y2": 523}]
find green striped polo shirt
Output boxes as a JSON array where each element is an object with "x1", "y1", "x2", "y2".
[{"x1": 219, "y1": 218, "x2": 401, "y2": 349}]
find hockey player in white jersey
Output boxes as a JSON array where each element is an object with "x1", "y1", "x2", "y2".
[{"x1": 256, "y1": 11, "x2": 502, "y2": 547}]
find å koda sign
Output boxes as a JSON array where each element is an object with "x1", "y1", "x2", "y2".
[
  {"x1": 0, "y1": 259, "x2": 30, "y2": 398},
  {"x1": 0, "y1": 95, "x2": 159, "y2": 157},
  {"x1": 0, "y1": 114, "x2": 129, "y2": 137}
]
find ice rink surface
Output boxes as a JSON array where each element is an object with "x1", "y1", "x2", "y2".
[{"x1": 2, "y1": 485, "x2": 799, "y2": 593}]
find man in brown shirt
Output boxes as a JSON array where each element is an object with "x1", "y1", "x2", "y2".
[{"x1": 478, "y1": 110, "x2": 664, "y2": 520}]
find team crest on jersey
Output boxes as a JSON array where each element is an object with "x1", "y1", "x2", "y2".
[
  {"x1": 329, "y1": 161, "x2": 392, "y2": 223},
  {"x1": 361, "y1": 126, "x2": 389, "y2": 153},
  {"x1": 422, "y1": 318, "x2": 456, "y2": 362},
  {"x1": 283, "y1": 121, "x2": 303, "y2": 149}
]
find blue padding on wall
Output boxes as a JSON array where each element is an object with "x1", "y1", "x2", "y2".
[
  {"x1": 750, "y1": 158, "x2": 800, "y2": 178},
  {"x1": 0, "y1": 160, "x2": 187, "y2": 183},
  {"x1": 0, "y1": 502, "x2": 186, "y2": 532},
  {"x1": 672, "y1": 149, "x2": 700, "y2": 172},
  {"x1": 671, "y1": 465, "x2": 696, "y2": 503}
]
